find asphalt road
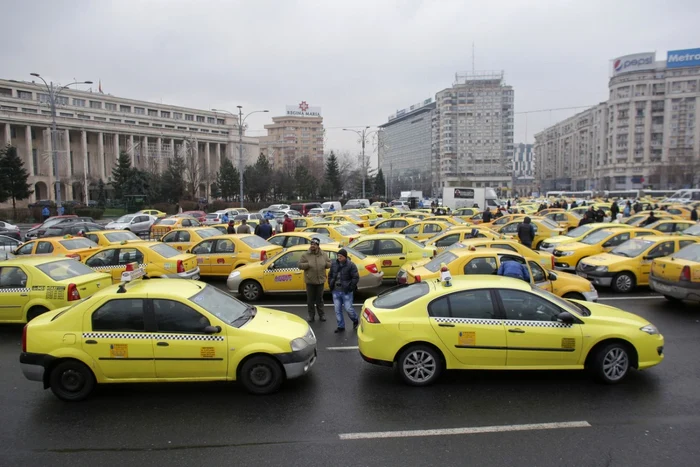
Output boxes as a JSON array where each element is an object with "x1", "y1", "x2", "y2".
[{"x1": 2, "y1": 278, "x2": 700, "y2": 466}]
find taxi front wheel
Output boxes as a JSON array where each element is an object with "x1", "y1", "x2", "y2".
[
  {"x1": 50, "y1": 360, "x2": 96, "y2": 402},
  {"x1": 240, "y1": 280, "x2": 263, "y2": 301},
  {"x1": 591, "y1": 343, "x2": 630, "y2": 384},
  {"x1": 239, "y1": 356, "x2": 284, "y2": 395},
  {"x1": 396, "y1": 345, "x2": 443, "y2": 387}
]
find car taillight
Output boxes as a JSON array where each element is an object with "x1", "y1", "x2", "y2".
[
  {"x1": 65, "y1": 254, "x2": 81, "y2": 260},
  {"x1": 359, "y1": 223, "x2": 365, "y2": 228},
  {"x1": 415, "y1": 275, "x2": 422, "y2": 282},
  {"x1": 365, "y1": 264, "x2": 379, "y2": 274},
  {"x1": 67, "y1": 283, "x2": 80, "y2": 301},
  {"x1": 260, "y1": 250, "x2": 268, "y2": 261},
  {"x1": 177, "y1": 260, "x2": 185, "y2": 273},
  {"x1": 397, "y1": 275, "x2": 407, "y2": 284},
  {"x1": 349, "y1": 237, "x2": 356, "y2": 243},
  {"x1": 433, "y1": 249, "x2": 437, "y2": 259},
  {"x1": 362, "y1": 307, "x2": 381, "y2": 324},
  {"x1": 551, "y1": 256, "x2": 555, "y2": 269},
  {"x1": 22, "y1": 324, "x2": 27, "y2": 352},
  {"x1": 680, "y1": 265, "x2": 691, "y2": 281}
]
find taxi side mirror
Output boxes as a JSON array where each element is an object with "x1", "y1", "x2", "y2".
[
  {"x1": 557, "y1": 312, "x2": 575, "y2": 324},
  {"x1": 186, "y1": 249, "x2": 191, "y2": 253},
  {"x1": 204, "y1": 325, "x2": 222, "y2": 334},
  {"x1": 548, "y1": 271, "x2": 557, "y2": 281}
]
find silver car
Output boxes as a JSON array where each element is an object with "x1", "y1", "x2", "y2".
[{"x1": 105, "y1": 214, "x2": 155, "y2": 234}]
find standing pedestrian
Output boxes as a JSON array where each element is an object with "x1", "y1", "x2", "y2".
[
  {"x1": 227, "y1": 220, "x2": 235, "y2": 234},
  {"x1": 610, "y1": 202, "x2": 619, "y2": 219},
  {"x1": 623, "y1": 201, "x2": 631, "y2": 217},
  {"x1": 298, "y1": 238, "x2": 331, "y2": 322},
  {"x1": 517, "y1": 216, "x2": 536, "y2": 249},
  {"x1": 236, "y1": 219, "x2": 251, "y2": 234},
  {"x1": 282, "y1": 214, "x2": 295, "y2": 232},
  {"x1": 328, "y1": 248, "x2": 359, "y2": 333},
  {"x1": 691, "y1": 206, "x2": 698, "y2": 222},
  {"x1": 578, "y1": 212, "x2": 594, "y2": 226},
  {"x1": 221, "y1": 212, "x2": 229, "y2": 224},
  {"x1": 481, "y1": 207, "x2": 493, "y2": 223},
  {"x1": 41, "y1": 206, "x2": 50, "y2": 222},
  {"x1": 257, "y1": 219, "x2": 273, "y2": 240},
  {"x1": 57, "y1": 205, "x2": 65, "y2": 216}
]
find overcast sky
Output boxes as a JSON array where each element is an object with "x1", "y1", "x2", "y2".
[{"x1": 4, "y1": 0, "x2": 699, "y2": 168}]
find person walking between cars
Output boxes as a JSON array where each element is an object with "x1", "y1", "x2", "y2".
[
  {"x1": 221, "y1": 212, "x2": 229, "y2": 224},
  {"x1": 691, "y1": 206, "x2": 698, "y2": 222},
  {"x1": 236, "y1": 219, "x2": 251, "y2": 234},
  {"x1": 517, "y1": 216, "x2": 536, "y2": 249},
  {"x1": 481, "y1": 207, "x2": 493, "y2": 223},
  {"x1": 227, "y1": 220, "x2": 235, "y2": 234},
  {"x1": 497, "y1": 257, "x2": 531, "y2": 282},
  {"x1": 329, "y1": 248, "x2": 359, "y2": 333},
  {"x1": 257, "y1": 219, "x2": 273, "y2": 240},
  {"x1": 41, "y1": 206, "x2": 50, "y2": 221},
  {"x1": 298, "y1": 238, "x2": 331, "y2": 322},
  {"x1": 282, "y1": 214, "x2": 295, "y2": 232}
]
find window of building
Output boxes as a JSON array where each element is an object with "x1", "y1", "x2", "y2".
[
  {"x1": 32, "y1": 149, "x2": 37, "y2": 175},
  {"x1": 56, "y1": 96, "x2": 68, "y2": 105},
  {"x1": 174, "y1": 112, "x2": 183, "y2": 120},
  {"x1": 148, "y1": 109, "x2": 158, "y2": 117},
  {"x1": 161, "y1": 111, "x2": 170, "y2": 118},
  {"x1": 22, "y1": 108, "x2": 37, "y2": 113},
  {"x1": 109, "y1": 118, "x2": 121, "y2": 122},
  {"x1": 134, "y1": 107, "x2": 145, "y2": 115},
  {"x1": 206, "y1": 116, "x2": 215, "y2": 124},
  {"x1": 88, "y1": 100, "x2": 101, "y2": 109},
  {"x1": 105, "y1": 103, "x2": 117, "y2": 111},
  {"x1": 185, "y1": 114, "x2": 194, "y2": 121},
  {"x1": 0, "y1": 87, "x2": 12, "y2": 97},
  {"x1": 125, "y1": 120, "x2": 136, "y2": 124},
  {"x1": 72, "y1": 98, "x2": 86, "y2": 107},
  {"x1": 217, "y1": 118, "x2": 225, "y2": 125},
  {"x1": 93, "y1": 116, "x2": 106, "y2": 122},
  {"x1": 17, "y1": 91, "x2": 32, "y2": 100},
  {"x1": 196, "y1": 115, "x2": 205, "y2": 122},
  {"x1": 152, "y1": 123, "x2": 162, "y2": 128},
  {"x1": 59, "y1": 112, "x2": 73, "y2": 117},
  {"x1": 119, "y1": 105, "x2": 131, "y2": 113},
  {"x1": 138, "y1": 121, "x2": 149, "y2": 126}
]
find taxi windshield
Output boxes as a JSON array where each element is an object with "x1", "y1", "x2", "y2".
[
  {"x1": 58, "y1": 238, "x2": 98, "y2": 250},
  {"x1": 197, "y1": 228, "x2": 221, "y2": 239},
  {"x1": 150, "y1": 243, "x2": 180, "y2": 258},
  {"x1": 580, "y1": 230, "x2": 613, "y2": 245},
  {"x1": 566, "y1": 225, "x2": 594, "y2": 238},
  {"x1": 671, "y1": 243, "x2": 700, "y2": 261},
  {"x1": 611, "y1": 238, "x2": 655, "y2": 258},
  {"x1": 424, "y1": 251, "x2": 458, "y2": 272},
  {"x1": 104, "y1": 231, "x2": 140, "y2": 242},
  {"x1": 336, "y1": 225, "x2": 359, "y2": 236},
  {"x1": 159, "y1": 219, "x2": 177, "y2": 225},
  {"x1": 189, "y1": 285, "x2": 252, "y2": 328},
  {"x1": 539, "y1": 218, "x2": 560, "y2": 229},
  {"x1": 241, "y1": 236, "x2": 270, "y2": 249},
  {"x1": 36, "y1": 259, "x2": 96, "y2": 281}
]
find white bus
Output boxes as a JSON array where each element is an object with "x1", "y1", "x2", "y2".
[
  {"x1": 663, "y1": 189, "x2": 700, "y2": 204},
  {"x1": 604, "y1": 190, "x2": 640, "y2": 200},
  {"x1": 561, "y1": 191, "x2": 594, "y2": 199},
  {"x1": 545, "y1": 191, "x2": 564, "y2": 198},
  {"x1": 642, "y1": 190, "x2": 676, "y2": 199}
]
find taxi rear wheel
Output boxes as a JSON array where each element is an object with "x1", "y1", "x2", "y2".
[
  {"x1": 240, "y1": 280, "x2": 262, "y2": 301},
  {"x1": 239, "y1": 356, "x2": 284, "y2": 395},
  {"x1": 396, "y1": 345, "x2": 443, "y2": 386},
  {"x1": 26, "y1": 306, "x2": 48, "y2": 322},
  {"x1": 612, "y1": 272, "x2": 635, "y2": 293},
  {"x1": 49, "y1": 360, "x2": 96, "y2": 401}
]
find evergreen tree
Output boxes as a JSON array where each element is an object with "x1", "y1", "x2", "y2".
[
  {"x1": 0, "y1": 145, "x2": 33, "y2": 219},
  {"x1": 324, "y1": 151, "x2": 341, "y2": 198},
  {"x1": 161, "y1": 152, "x2": 186, "y2": 203},
  {"x1": 215, "y1": 158, "x2": 239, "y2": 201},
  {"x1": 294, "y1": 165, "x2": 316, "y2": 199},
  {"x1": 210, "y1": 182, "x2": 221, "y2": 199},
  {"x1": 374, "y1": 168, "x2": 386, "y2": 199},
  {"x1": 248, "y1": 153, "x2": 272, "y2": 202},
  {"x1": 96, "y1": 178, "x2": 106, "y2": 208},
  {"x1": 111, "y1": 151, "x2": 132, "y2": 201}
]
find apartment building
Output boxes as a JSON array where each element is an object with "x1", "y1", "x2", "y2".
[
  {"x1": 512, "y1": 143, "x2": 536, "y2": 196},
  {"x1": 0, "y1": 78, "x2": 259, "y2": 205}
]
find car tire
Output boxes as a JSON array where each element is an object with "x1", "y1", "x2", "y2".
[
  {"x1": 239, "y1": 355, "x2": 284, "y2": 395},
  {"x1": 395, "y1": 344, "x2": 443, "y2": 387},
  {"x1": 26, "y1": 306, "x2": 49, "y2": 322},
  {"x1": 240, "y1": 280, "x2": 262, "y2": 301},
  {"x1": 612, "y1": 272, "x2": 635, "y2": 293},
  {"x1": 49, "y1": 360, "x2": 96, "y2": 402},
  {"x1": 563, "y1": 292, "x2": 585, "y2": 301},
  {"x1": 591, "y1": 342, "x2": 631, "y2": 384}
]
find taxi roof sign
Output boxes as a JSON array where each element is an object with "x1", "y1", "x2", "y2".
[{"x1": 120, "y1": 262, "x2": 145, "y2": 283}]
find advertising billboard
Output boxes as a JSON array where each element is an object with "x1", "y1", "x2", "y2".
[
  {"x1": 611, "y1": 52, "x2": 656, "y2": 76},
  {"x1": 667, "y1": 48, "x2": 700, "y2": 69},
  {"x1": 285, "y1": 101, "x2": 321, "y2": 117}
]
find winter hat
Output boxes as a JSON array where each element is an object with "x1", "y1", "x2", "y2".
[{"x1": 338, "y1": 248, "x2": 348, "y2": 258}]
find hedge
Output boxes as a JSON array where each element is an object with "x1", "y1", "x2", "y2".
[{"x1": 74, "y1": 208, "x2": 105, "y2": 220}]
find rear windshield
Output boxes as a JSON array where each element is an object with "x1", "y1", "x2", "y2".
[
  {"x1": 150, "y1": 243, "x2": 180, "y2": 258},
  {"x1": 671, "y1": 243, "x2": 700, "y2": 261},
  {"x1": 197, "y1": 228, "x2": 221, "y2": 239},
  {"x1": 159, "y1": 219, "x2": 177, "y2": 225},
  {"x1": 539, "y1": 218, "x2": 560, "y2": 229},
  {"x1": 241, "y1": 236, "x2": 270, "y2": 249},
  {"x1": 104, "y1": 231, "x2": 140, "y2": 242},
  {"x1": 424, "y1": 251, "x2": 458, "y2": 272},
  {"x1": 343, "y1": 247, "x2": 366, "y2": 260},
  {"x1": 59, "y1": 238, "x2": 98, "y2": 250},
  {"x1": 336, "y1": 225, "x2": 359, "y2": 236},
  {"x1": 566, "y1": 224, "x2": 594, "y2": 238},
  {"x1": 36, "y1": 259, "x2": 96, "y2": 281},
  {"x1": 206, "y1": 213, "x2": 219, "y2": 218},
  {"x1": 374, "y1": 282, "x2": 429, "y2": 309},
  {"x1": 682, "y1": 224, "x2": 700, "y2": 236},
  {"x1": 44, "y1": 228, "x2": 64, "y2": 236}
]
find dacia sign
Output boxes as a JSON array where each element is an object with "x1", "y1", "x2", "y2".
[
  {"x1": 667, "y1": 48, "x2": 700, "y2": 69},
  {"x1": 611, "y1": 52, "x2": 656, "y2": 76}
]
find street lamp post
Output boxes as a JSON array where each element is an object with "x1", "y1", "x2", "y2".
[
  {"x1": 343, "y1": 126, "x2": 376, "y2": 199},
  {"x1": 30, "y1": 73, "x2": 92, "y2": 207},
  {"x1": 212, "y1": 107, "x2": 268, "y2": 208}
]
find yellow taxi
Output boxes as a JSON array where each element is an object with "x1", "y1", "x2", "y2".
[
  {"x1": 20, "y1": 275, "x2": 317, "y2": 400},
  {"x1": 302, "y1": 223, "x2": 363, "y2": 246},
  {"x1": 366, "y1": 217, "x2": 417, "y2": 234},
  {"x1": 0, "y1": 256, "x2": 111, "y2": 323},
  {"x1": 347, "y1": 234, "x2": 436, "y2": 279},
  {"x1": 515, "y1": 204, "x2": 538, "y2": 214},
  {"x1": 84, "y1": 230, "x2": 141, "y2": 247},
  {"x1": 423, "y1": 216, "x2": 470, "y2": 227},
  {"x1": 458, "y1": 238, "x2": 556, "y2": 270},
  {"x1": 401, "y1": 212, "x2": 429, "y2": 221},
  {"x1": 327, "y1": 213, "x2": 368, "y2": 228},
  {"x1": 539, "y1": 222, "x2": 633, "y2": 253},
  {"x1": 538, "y1": 208, "x2": 565, "y2": 216},
  {"x1": 476, "y1": 213, "x2": 526, "y2": 228},
  {"x1": 266, "y1": 232, "x2": 339, "y2": 249},
  {"x1": 544, "y1": 211, "x2": 582, "y2": 232},
  {"x1": 293, "y1": 217, "x2": 327, "y2": 230},
  {"x1": 454, "y1": 207, "x2": 481, "y2": 219},
  {"x1": 397, "y1": 248, "x2": 597, "y2": 302},
  {"x1": 552, "y1": 228, "x2": 659, "y2": 271},
  {"x1": 150, "y1": 216, "x2": 201, "y2": 236},
  {"x1": 623, "y1": 212, "x2": 680, "y2": 227},
  {"x1": 664, "y1": 205, "x2": 693, "y2": 220},
  {"x1": 495, "y1": 218, "x2": 566, "y2": 250},
  {"x1": 137, "y1": 209, "x2": 167, "y2": 218},
  {"x1": 187, "y1": 234, "x2": 284, "y2": 277},
  {"x1": 365, "y1": 206, "x2": 390, "y2": 219},
  {"x1": 210, "y1": 223, "x2": 230, "y2": 235},
  {"x1": 83, "y1": 241, "x2": 200, "y2": 283},
  {"x1": 576, "y1": 235, "x2": 699, "y2": 293},
  {"x1": 227, "y1": 244, "x2": 384, "y2": 301},
  {"x1": 381, "y1": 207, "x2": 404, "y2": 216},
  {"x1": 358, "y1": 276, "x2": 663, "y2": 386},
  {"x1": 398, "y1": 220, "x2": 450, "y2": 241},
  {"x1": 681, "y1": 223, "x2": 700, "y2": 237},
  {"x1": 14, "y1": 236, "x2": 102, "y2": 262},
  {"x1": 159, "y1": 227, "x2": 222, "y2": 252},
  {"x1": 423, "y1": 226, "x2": 506, "y2": 252},
  {"x1": 645, "y1": 219, "x2": 696, "y2": 234},
  {"x1": 649, "y1": 243, "x2": 700, "y2": 302}
]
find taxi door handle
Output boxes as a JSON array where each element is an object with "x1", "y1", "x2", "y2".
[
  {"x1": 508, "y1": 329, "x2": 525, "y2": 333},
  {"x1": 20, "y1": 293, "x2": 28, "y2": 296},
  {"x1": 399, "y1": 257, "x2": 406, "y2": 260},
  {"x1": 438, "y1": 323, "x2": 455, "y2": 327},
  {"x1": 157, "y1": 342, "x2": 169, "y2": 347},
  {"x1": 85, "y1": 340, "x2": 97, "y2": 344}
]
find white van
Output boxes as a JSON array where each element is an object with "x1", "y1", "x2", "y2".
[
  {"x1": 321, "y1": 201, "x2": 342, "y2": 212},
  {"x1": 442, "y1": 187, "x2": 501, "y2": 210},
  {"x1": 346, "y1": 199, "x2": 370, "y2": 208}
]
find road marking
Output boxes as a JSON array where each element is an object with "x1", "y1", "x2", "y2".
[
  {"x1": 262, "y1": 304, "x2": 364, "y2": 307},
  {"x1": 339, "y1": 420, "x2": 591, "y2": 440},
  {"x1": 598, "y1": 296, "x2": 663, "y2": 301},
  {"x1": 327, "y1": 346, "x2": 359, "y2": 350}
]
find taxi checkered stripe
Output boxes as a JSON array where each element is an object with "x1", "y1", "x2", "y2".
[
  {"x1": 434, "y1": 317, "x2": 572, "y2": 328},
  {"x1": 435, "y1": 317, "x2": 501, "y2": 325},
  {"x1": 91, "y1": 263, "x2": 147, "y2": 271},
  {"x1": 82, "y1": 332, "x2": 224, "y2": 341},
  {"x1": 264, "y1": 267, "x2": 299, "y2": 273},
  {"x1": 0, "y1": 287, "x2": 30, "y2": 293}
]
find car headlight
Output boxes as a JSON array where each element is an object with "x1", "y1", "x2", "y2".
[
  {"x1": 291, "y1": 326, "x2": 317, "y2": 351},
  {"x1": 589, "y1": 282, "x2": 597, "y2": 292},
  {"x1": 558, "y1": 251, "x2": 574, "y2": 257},
  {"x1": 640, "y1": 324, "x2": 659, "y2": 335},
  {"x1": 594, "y1": 266, "x2": 608, "y2": 273},
  {"x1": 228, "y1": 271, "x2": 241, "y2": 280}
]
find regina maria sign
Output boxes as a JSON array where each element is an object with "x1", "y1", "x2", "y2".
[
  {"x1": 286, "y1": 101, "x2": 322, "y2": 117},
  {"x1": 666, "y1": 48, "x2": 700, "y2": 69},
  {"x1": 611, "y1": 52, "x2": 656, "y2": 76}
]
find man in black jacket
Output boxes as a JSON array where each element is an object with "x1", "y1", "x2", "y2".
[
  {"x1": 482, "y1": 208, "x2": 493, "y2": 223},
  {"x1": 517, "y1": 217, "x2": 536, "y2": 249},
  {"x1": 328, "y1": 249, "x2": 360, "y2": 333}
]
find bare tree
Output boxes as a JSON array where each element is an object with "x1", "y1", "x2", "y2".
[{"x1": 181, "y1": 138, "x2": 201, "y2": 200}]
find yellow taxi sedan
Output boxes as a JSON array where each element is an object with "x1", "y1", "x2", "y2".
[
  {"x1": 539, "y1": 222, "x2": 632, "y2": 253},
  {"x1": 458, "y1": 238, "x2": 556, "y2": 270},
  {"x1": 649, "y1": 243, "x2": 700, "y2": 302},
  {"x1": 397, "y1": 248, "x2": 597, "y2": 302},
  {"x1": 327, "y1": 213, "x2": 368, "y2": 228},
  {"x1": 137, "y1": 209, "x2": 167, "y2": 218},
  {"x1": 358, "y1": 276, "x2": 662, "y2": 386},
  {"x1": 83, "y1": 241, "x2": 200, "y2": 283},
  {"x1": 423, "y1": 226, "x2": 505, "y2": 252},
  {"x1": 84, "y1": 230, "x2": 141, "y2": 246},
  {"x1": 552, "y1": 228, "x2": 659, "y2": 271},
  {"x1": 495, "y1": 218, "x2": 566, "y2": 250},
  {"x1": 227, "y1": 244, "x2": 383, "y2": 301},
  {"x1": 0, "y1": 256, "x2": 111, "y2": 323},
  {"x1": 576, "y1": 235, "x2": 699, "y2": 293},
  {"x1": 150, "y1": 216, "x2": 201, "y2": 236},
  {"x1": 187, "y1": 234, "x2": 283, "y2": 277},
  {"x1": 623, "y1": 212, "x2": 680, "y2": 227},
  {"x1": 398, "y1": 221, "x2": 450, "y2": 241},
  {"x1": 544, "y1": 211, "x2": 582, "y2": 232},
  {"x1": 302, "y1": 223, "x2": 367, "y2": 245},
  {"x1": 367, "y1": 218, "x2": 417, "y2": 234},
  {"x1": 454, "y1": 207, "x2": 481, "y2": 219},
  {"x1": 159, "y1": 227, "x2": 222, "y2": 252},
  {"x1": 14, "y1": 236, "x2": 102, "y2": 262},
  {"x1": 266, "y1": 232, "x2": 338, "y2": 249},
  {"x1": 665, "y1": 205, "x2": 693, "y2": 220},
  {"x1": 423, "y1": 216, "x2": 470, "y2": 227},
  {"x1": 20, "y1": 277, "x2": 317, "y2": 400},
  {"x1": 347, "y1": 234, "x2": 435, "y2": 279}
]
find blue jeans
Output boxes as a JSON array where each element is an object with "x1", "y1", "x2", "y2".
[{"x1": 332, "y1": 290, "x2": 358, "y2": 329}]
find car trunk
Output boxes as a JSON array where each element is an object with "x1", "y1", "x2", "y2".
[
  {"x1": 652, "y1": 258, "x2": 693, "y2": 282},
  {"x1": 56, "y1": 272, "x2": 111, "y2": 300}
]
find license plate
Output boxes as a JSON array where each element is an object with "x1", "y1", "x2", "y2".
[{"x1": 578, "y1": 272, "x2": 587, "y2": 279}]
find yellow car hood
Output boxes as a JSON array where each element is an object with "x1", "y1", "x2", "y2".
[
  {"x1": 580, "y1": 253, "x2": 625, "y2": 267},
  {"x1": 579, "y1": 302, "x2": 652, "y2": 328},
  {"x1": 242, "y1": 306, "x2": 310, "y2": 340},
  {"x1": 555, "y1": 241, "x2": 588, "y2": 252},
  {"x1": 546, "y1": 235, "x2": 577, "y2": 245}
]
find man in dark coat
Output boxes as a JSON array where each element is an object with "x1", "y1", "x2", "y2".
[
  {"x1": 517, "y1": 216, "x2": 536, "y2": 249},
  {"x1": 328, "y1": 248, "x2": 359, "y2": 333}
]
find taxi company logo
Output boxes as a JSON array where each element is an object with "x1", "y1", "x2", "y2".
[{"x1": 299, "y1": 101, "x2": 309, "y2": 112}]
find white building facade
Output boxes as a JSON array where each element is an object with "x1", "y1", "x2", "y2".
[
  {"x1": 512, "y1": 143, "x2": 536, "y2": 196},
  {"x1": 0, "y1": 78, "x2": 259, "y2": 205}
]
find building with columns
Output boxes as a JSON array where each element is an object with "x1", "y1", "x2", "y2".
[{"x1": 0, "y1": 78, "x2": 259, "y2": 205}]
